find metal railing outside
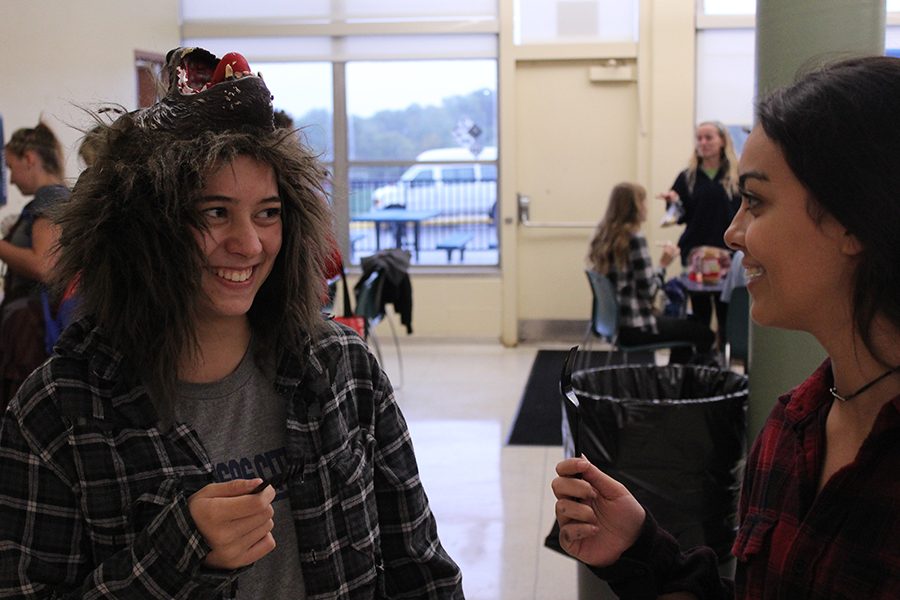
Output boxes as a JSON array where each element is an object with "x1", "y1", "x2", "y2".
[{"x1": 348, "y1": 164, "x2": 499, "y2": 265}]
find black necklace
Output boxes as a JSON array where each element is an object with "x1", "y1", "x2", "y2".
[{"x1": 829, "y1": 365, "x2": 900, "y2": 402}]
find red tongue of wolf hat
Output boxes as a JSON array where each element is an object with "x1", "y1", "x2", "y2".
[{"x1": 133, "y1": 47, "x2": 274, "y2": 136}]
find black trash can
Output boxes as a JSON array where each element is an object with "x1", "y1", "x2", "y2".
[{"x1": 560, "y1": 364, "x2": 749, "y2": 561}]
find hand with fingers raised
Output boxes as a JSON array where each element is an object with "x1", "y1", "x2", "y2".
[
  {"x1": 551, "y1": 456, "x2": 646, "y2": 567},
  {"x1": 657, "y1": 190, "x2": 679, "y2": 203},
  {"x1": 188, "y1": 479, "x2": 277, "y2": 570},
  {"x1": 659, "y1": 242, "x2": 680, "y2": 268}
]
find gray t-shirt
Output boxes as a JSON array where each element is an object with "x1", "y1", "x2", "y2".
[{"x1": 174, "y1": 344, "x2": 306, "y2": 599}]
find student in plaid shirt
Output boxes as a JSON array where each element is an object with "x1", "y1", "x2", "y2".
[
  {"x1": 0, "y1": 48, "x2": 463, "y2": 599},
  {"x1": 587, "y1": 182, "x2": 715, "y2": 364},
  {"x1": 553, "y1": 55, "x2": 900, "y2": 598}
]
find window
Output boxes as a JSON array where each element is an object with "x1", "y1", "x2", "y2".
[
  {"x1": 515, "y1": 0, "x2": 639, "y2": 44},
  {"x1": 181, "y1": 1, "x2": 500, "y2": 267},
  {"x1": 701, "y1": 0, "x2": 755, "y2": 16},
  {"x1": 696, "y1": 0, "x2": 900, "y2": 157},
  {"x1": 347, "y1": 59, "x2": 498, "y2": 265},
  {"x1": 695, "y1": 29, "x2": 754, "y2": 128},
  {"x1": 411, "y1": 169, "x2": 436, "y2": 186},
  {"x1": 443, "y1": 167, "x2": 476, "y2": 182},
  {"x1": 346, "y1": 60, "x2": 497, "y2": 161},
  {"x1": 253, "y1": 62, "x2": 333, "y2": 160},
  {"x1": 696, "y1": 1, "x2": 755, "y2": 144}
]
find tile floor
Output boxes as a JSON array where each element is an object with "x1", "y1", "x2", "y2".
[{"x1": 373, "y1": 337, "x2": 583, "y2": 600}]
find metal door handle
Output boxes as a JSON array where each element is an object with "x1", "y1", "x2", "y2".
[{"x1": 517, "y1": 194, "x2": 595, "y2": 229}]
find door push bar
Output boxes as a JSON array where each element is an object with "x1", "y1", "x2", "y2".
[{"x1": 517, "y1": 194, "x2": 596, "y2": 229}]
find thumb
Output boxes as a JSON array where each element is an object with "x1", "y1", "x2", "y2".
[
  {"x1": 580, "y1": 463, "x2": 627, "y2": 499},
  {"x1": 192, "y1": 478, "x2": 264, "y2": 500}
]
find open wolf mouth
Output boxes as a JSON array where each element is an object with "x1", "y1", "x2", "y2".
[{"x1": 134, "y1": 46, "x2": 275, "y2": 135}]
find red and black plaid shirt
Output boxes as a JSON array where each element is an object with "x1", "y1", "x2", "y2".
[
  {"x1": 732, "y1": 359, "x2": 900, "y2": 598},
  {"x1": 598, "y1": 360, "x2": 900, "y2": 598}
]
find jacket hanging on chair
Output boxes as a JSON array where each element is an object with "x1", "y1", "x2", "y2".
[{"x1": 355, "y1": 249, "x2": 413, "y2": 334}]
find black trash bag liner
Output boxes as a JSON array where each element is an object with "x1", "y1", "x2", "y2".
[{"x1": 546, "y1": 364, "x2": 748, "y2": 562}]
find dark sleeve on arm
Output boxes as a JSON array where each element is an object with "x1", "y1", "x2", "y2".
[
  {"x1": 588, "y1": 512, "x2": 734, "y2": 600},
  {"x1": 671, "y1": 171, "x2": 691, "y2": 225},
  {"x1": 0, "y1": 379, "x2": 236, "y2": 599}
]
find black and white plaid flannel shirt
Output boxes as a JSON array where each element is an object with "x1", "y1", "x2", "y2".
[
  {"x1": 0, "y1": 318, "x2": 463, "y2": 599},
  {"x1": 607, "y1": 232, "x2": 666, "y2": 332}
]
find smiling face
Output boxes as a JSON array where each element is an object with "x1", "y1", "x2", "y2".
[
  {"x1": 724, "y1": 126, "x2": 861, "y2": 335},
  {"x1": 193, "y1": 155, "x2": 283, "y2": 333},
  {"x1": 695, "y1": 123, "x2": 725, "y2": 164}
]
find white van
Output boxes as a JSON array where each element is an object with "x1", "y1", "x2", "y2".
[{"x1": 371, "y1": 146, "x2": 497, "y2": 220}]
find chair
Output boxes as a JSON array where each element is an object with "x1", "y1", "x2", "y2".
[
  {"x1": 724, "y1": 285, "x2": 750, "y2": 371},
  {"x1": 354, "y1": 269, "x2": 404, "y2": 389},
  {"x1": 583, "y1": 269, "x2": 695, "y2": 366}
]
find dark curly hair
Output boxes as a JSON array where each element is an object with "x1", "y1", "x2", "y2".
[
  {"x1": 51, "y1": 115, "x2": 333, "y2": 402},
  {"x1": 756, "y1": 55, "x2": 900, "y2": 366}
]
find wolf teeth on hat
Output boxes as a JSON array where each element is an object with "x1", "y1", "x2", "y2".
[{"x1": 133, "y1": 47, "x2": 274, "y2": 136}]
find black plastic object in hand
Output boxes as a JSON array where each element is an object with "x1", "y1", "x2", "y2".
[
  {"x1": 559, "y1": 345, "x2": 581, "y2": 457},
  {"x1": 251, "y1": 463, "x2": 302, "y2": 494}
]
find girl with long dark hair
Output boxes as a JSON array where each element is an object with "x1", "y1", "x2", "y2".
[{"x1": 552, "y1": 55, "x2": 900, "y2": 599}]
